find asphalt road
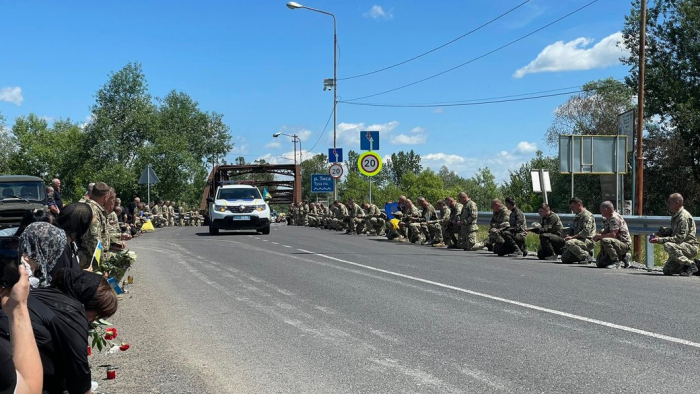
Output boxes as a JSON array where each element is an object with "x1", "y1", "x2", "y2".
[{"x1": 102, "y1": 223, "x2": 700, "y2": 393}]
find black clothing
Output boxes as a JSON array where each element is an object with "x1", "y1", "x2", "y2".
[
  {"x1": 53, "y1": 242, "x2": 80, "y2": 278},
  {"x1": 0, "y1": 289, "x2": 91, "y2": 394},
  {"x1": 500, "y1": 231, "x2": 526, "y2": 256},
  {"x1": 0, "y1": 337, "x2": 16, "y2": 394},
  {"x1": 538, "y1": 233, "x2": 566, "y2": 259},
  {"x1": 53, "y1": 189, "x2": 64, "y2": 210}
]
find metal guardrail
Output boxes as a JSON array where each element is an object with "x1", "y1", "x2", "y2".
[{"x1": 476, "y1": 212, "x2": 700, "y2": 268}]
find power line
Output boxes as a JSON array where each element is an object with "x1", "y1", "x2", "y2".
[
  {"x1": 340, "y1": 90, "x2": 583, "y2": 107},
  {"x1": 308, "y1": 104, "x2": 336, "y2": 152},
  {"x1": 339, "y1": 0, "x2": 532, "y2": 81},
  {"x1": 344, "y1": 0, "x2": 600, "y2": 102}
]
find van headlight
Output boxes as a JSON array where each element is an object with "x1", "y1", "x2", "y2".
[
  {"x1": 214, "y1": 205, "x2": 227, "y2": 212},
  {"x1": 255, "y1": 204, "x2": 267, "y2": 212}
]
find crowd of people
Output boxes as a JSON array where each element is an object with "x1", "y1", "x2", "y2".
[
  {"x1": 0, "y1": 177, "x2": 202, "y2": 394},
  {"x1": 288, "y1": 192, "x2": 699, "y2": 277}
]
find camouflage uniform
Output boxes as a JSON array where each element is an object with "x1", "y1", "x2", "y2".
[
  {"x1": 474, "y1": 206, "x2": 511, "y2": 252},
  {"x1": 413, "y1": 203, "x2": 438, "y2": 245},
  {"x1": 363, "y1": 204, "x2": 385, "y2": 236},
  {"x1": 107, "y1": 210, "x2": 122, "y2": 245},
  {"x1": 561, "y1": 209, "x2": 597, "y2": 263},
  {"x1": 537, "y1": 212, "x2": 565, "y2": 260},
  {"x1": 432, "y1": 204, "x2": 451, "y2": 247},
  {"x1": 499, "y1": 207, "x2": 528, "y2": 256},
  {"x1": 459, "y1": 199, "x2": 479, "y2": 251},
  {"x1": 79, "y1": 199, "x2": 110, "y2": 269},
  {"x1": 168, "y1": 203, "x2": 176, "y2": 227},
  {"x1": 307, "y1": 204, "x2": 318, "y2": 227},
  {"x1": 345, "y1": 203, "x2": 365, "y2": 234},
  {"x1": 402, "y1": 204, "x2": 422, "y2": 243},
  {"x1": 596, "y1": 212, "x2": 631, "y2": 267},
  {"x1": 656, "y1": 207, "x2": 698, "y2": 275},
  {"x1": 445, "y1": 202, "x2": 463, "y2": 248}
]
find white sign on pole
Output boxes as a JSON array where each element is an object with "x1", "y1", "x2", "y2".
[
  {"x1": 617, "y1": 109, "x2": 635, "y2": 153},
  {"x1": 530, "y1": 170, "x2": 552, "y2": 193},
  {"x1": 328, "y1": 163, "x2": 344, "y2": 179}
]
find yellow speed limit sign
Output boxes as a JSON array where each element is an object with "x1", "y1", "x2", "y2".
[{"x1": 357, "y1": 151, "x2": 382, "y2": 176}]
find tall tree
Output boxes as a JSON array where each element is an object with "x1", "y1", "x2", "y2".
[
  {"x1": 389, "y1": 150, "x2": 422, "y2": 186},
  {"x1": 622, "y1": 0, "x2": 700, "y2": 182}
]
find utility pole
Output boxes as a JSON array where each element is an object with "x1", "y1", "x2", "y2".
[{"x1": 634, "y1": 0, "x2": 647, "y2": 260}]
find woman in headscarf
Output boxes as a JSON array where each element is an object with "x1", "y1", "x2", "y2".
[
  {"x1": 54, "y1": 203, "x2": 93, "y2": 270},
  {"x1": 0, "y1": 269, "x2": 117, "y2": 394},
  {"x1": 19, "y1": 222, "x2": 67, "y2": 289}
]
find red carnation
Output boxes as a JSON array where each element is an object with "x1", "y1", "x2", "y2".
[
  {"x1": 104, "y1": 327, "x2": 118, "y2": 340},
  {"x1": 119, "y1": 343, "x2": 130, "y2": 351}
]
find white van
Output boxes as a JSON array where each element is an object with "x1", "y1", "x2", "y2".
[{"x1": 207, "y1": 184, "x2": 271, "y2": 235}]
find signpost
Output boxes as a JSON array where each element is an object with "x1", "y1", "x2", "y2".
[
  {"x1": 360, "y1": 131, "x2": 379, "y2": 151},
  {"x1": 328, "y1": 148, "x2": 343, "y2": 163},
  {"x1": 357, "y1": 151, "x2": 382, "y2": 203},
  {"x1": 137, "y1": 164, "x2": 159, "y2": 205},
  {"x1": 617, "y1": 109, "x2": 635, "y2": 212},
  {"x1": 530, "y1": 169, "x2": 551, "y2": 204},
  {"x1": 310, "y1": 174, "x2": 334, "y2": 194},
  {"x1": 328, "y1": 163, "x2": 343, "y2": 179}
]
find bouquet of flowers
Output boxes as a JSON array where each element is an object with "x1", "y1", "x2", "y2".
[
  {"x1": 89, "y1": 319, "x2": 130, "y2": 353},
  {"x1": 95, "y1": 250, "x2": 137, "y2": 282}
]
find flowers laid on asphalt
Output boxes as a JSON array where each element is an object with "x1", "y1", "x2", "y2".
[
  {"x1": 104, "y1": 327, "x2": 118, "y2": 340},
  {"x1": 119, "y1": 343, "x2": 130, "y2": 351},
  {"x1": 89, "y1": 319, "x2": 130, "y2": 353}
]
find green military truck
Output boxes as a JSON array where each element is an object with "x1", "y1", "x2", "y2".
[{"x1": 0, "y1": 175, "x2": 48, "y2": 229}]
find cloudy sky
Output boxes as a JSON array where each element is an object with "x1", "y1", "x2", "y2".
[{"x1": 1, "y1": 0, "x2": 632, "y2": 182}]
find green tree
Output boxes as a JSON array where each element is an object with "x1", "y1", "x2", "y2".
[
  {"x1": 0, "y1": 112, "x2": 15, "y2": 174},
  {"x1": 499, "y1": 152, "x2": 571, "y2": 213},
  {"x1": 468, "y1": 168, "x2": 501, "y2": 211},
  {"x1": 389, "y1": 150, "x2": 422, "y2": 186}
]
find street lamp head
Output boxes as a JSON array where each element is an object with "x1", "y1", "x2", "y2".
[
  {"x1": 286, "y1": 2, "x2": 303, "y2": 10},
  {"x1": 272, "y1": 132, "x2": 282, "y2": 137}
]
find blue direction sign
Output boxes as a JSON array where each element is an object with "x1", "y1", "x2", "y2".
[
  {"x1": 310, "y1": 174, "x2": 334, "y2": 193},
  {"x1": 360, "y1": 131, "x2": 379, "y2": 151},
  {"x1": 328, "y1": 148, "x2": 343, "y2": 163}
]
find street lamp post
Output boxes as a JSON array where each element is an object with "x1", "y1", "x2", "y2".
[
  {"x1": 272, "y1": 132, "x2": 301, "y2": 165},
  {"x1": 287, "y1": 1, "x2": 337, "y2": 201}
]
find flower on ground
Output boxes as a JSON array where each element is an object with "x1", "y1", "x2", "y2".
[
  {"x1": 104, "y1": 327, "x2": 118, "y2": 340},
  {"x1": 119, "y1": 343, "x2": 130, "y2": 351}
]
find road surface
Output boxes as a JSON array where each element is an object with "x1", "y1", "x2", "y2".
[{"x1": 95, "y1": 224, "x2": 700, "y2": 393}]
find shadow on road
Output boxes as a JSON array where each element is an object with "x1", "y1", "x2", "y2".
[{"x1": 195, "y1": 231, "x2": 260, "y2": 237}]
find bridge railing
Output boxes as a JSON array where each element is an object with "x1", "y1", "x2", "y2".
[{"x1": 476, "y1": 212, "x2": 700, "y2": 268}]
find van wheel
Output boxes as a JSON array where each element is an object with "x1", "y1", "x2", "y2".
[
  {"x1": 260, "y1": 225, "x2": 271, "y2": 235},
  {"x1": 209, "y1": 225, "x2": 219, "y2": 235}
]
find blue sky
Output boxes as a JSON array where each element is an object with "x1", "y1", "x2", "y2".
[{"x1": 0, "y1": 0, "x2": 632, "y2": 182}]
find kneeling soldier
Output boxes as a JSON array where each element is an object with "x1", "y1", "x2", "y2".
[{"x1": 594, "y1": 201, "x2": 631, "y2": 268}]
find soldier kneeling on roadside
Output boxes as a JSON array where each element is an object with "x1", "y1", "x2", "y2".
[
  {"x1": 532, "y1": 204, "x2": 565, "y2": 261},
  {"x1": 594, "y1": 201, "x2": 632, "y2": 269},
  {"x1": 650, "y1": 193, "x2": 699, "y2": 276}
]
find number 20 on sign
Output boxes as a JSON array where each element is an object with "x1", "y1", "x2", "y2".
[{"x1": 357, "y1": 151, "x2": 382, "y2": 176}]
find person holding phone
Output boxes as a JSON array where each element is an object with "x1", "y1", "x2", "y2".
[{"x1": 0, "y1": 266, "x2": 43, "y2": 394}]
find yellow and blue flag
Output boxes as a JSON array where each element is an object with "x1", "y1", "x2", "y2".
[
  {"x1": 91, "y1": 240, "x2": 103, "y2": 266},
  {"x1": 262, "y1": 188, "x2": 272, "y2": 200}
]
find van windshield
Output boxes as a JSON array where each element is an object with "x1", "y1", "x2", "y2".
[
  {"x1": 218, "y1": 188, "x2": 262, "y2": 200},
  {"x1": 0, "y1": 181, "x2": 46, "y2": 202}
]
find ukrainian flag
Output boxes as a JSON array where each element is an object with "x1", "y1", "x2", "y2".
[
  {"x1": 263, "y1": 188, "x2": 272, "y2": 200},
  {"x1": 92, "y1": 240, "x2": 103, "y2": 265}
]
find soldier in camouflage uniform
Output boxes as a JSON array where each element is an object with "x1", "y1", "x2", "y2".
[
  {"x1": 473, "y1": 199, "x2": 510, "y2": 253},
  {"x1": 561, "y1": 197, "x2": 597, "y2": 264},
  {"x1": 168, "y1": 201, "x2": 176, "y2": 227},
  {"x1": 432, "y1": 200, "x2": 452, "y2": 247},
  {"x1": 362, "y1": 202, "x2": 385, "y2": 236},
  {"x1": 498, "y1": 197, "x2": 528, "y2": 257},
  {"x1": 535, "y1": 204, "x2": 565, "y2": 260},
  {"x1": 307, "y1": 203, "x2": 318, "y2": 227},
  {"x1": 444, "y1": 197, "x2": 463, "y2": 248},
  {"x1": 650, "y1": 193, "x2": 699, "y2": 276},
  {"x1": 79, "y1": 182, "x2": 111, "y2": 270},
  {"x1": 331, "y1": 200, "x2": 348, "y2": 231},
  {"x1": 415, "y1": 197, "x2": 439, "y2": 245},
  {"x1": 457, "y1": 192, "x2": 479, "y2": 251},
  {"x1": 344, "y1": 199, "x2": 365, "y2": 235},
  {"x1": 594, "y1": 201, "x2": 632, "y2": 268},
  {"x1": 401, "y1": 199, "x2": 423, "y2": 243}
]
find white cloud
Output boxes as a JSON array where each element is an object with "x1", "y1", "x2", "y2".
[
  {"x1": 390, "y1": 126, "x2": 427, "y2": 145},
  {"x1": 432, "y1": 107, "x2": 444, "y2": 114},
  {"x1": 364, "y1": 5, "x2": 393, "y2": 20},
  {"x1": 265, "y1": 141, "x2": 281, "y2": 149},
  {"x1": 0, "y1": 87, "x2": 23, "y2": 106},
  {"x1": 297, "y1": 129, "x2": 312, "y2": 142},
  {"x1": 514, "y1": 141, "x2": 538, "y2": 154},
  {"x1": 514, "y1": 31, "x2": 629, "y2": 78},
  {"x1": 422, "y1": 141, "x2": 542, "y2": 183},
  {"x1": 230, "y1": 136, "x2": 248, "y2": 154}
]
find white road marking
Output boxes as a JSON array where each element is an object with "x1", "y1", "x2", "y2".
[
  {"x1": 262, "y1": 239, "x2": 269, "y2": 242},
  {"x1": 271, "y1": 242, "x2": 280, "y2": 245},
  {"x1": 283, "y1": 245, "x2": 292, "y2": 248},
  {"x1": 296, "y1": 248, "x2": 700, "y2": 349}
]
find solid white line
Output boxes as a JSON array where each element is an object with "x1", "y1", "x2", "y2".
[{"x1": 296, "y1": 248, "x2": 700, "y2": 349}]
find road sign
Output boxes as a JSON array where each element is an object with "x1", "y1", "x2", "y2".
[
  {"x1": 137, "y1": 164, "x2": 159, "y2": 185},
  {"x1": 360, "y1": 131, "x2": 379, "y2": 151},
  {"x1": 310, "y1": 174, "x2": 334, "y2": 193},
  {"x1": 328, "y1": 148, "x2": 343, "y2": 163},
  {"x1": 617, "y1": 109, "x2": 635, "y2": 152},
  {"x1": 357, "y1": 151, "x2": 382, "y2": 176},
  {"x1": 328, "y1": 163, "x2": 344, "y2": 179}
]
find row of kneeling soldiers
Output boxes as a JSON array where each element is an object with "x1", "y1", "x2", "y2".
[{"x1": 288, "y1": 192, "x2": 699, "y2": 277}]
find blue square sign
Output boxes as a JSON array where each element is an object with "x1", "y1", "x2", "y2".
[
  {"x1": 310, "y1": 174, "x2": 335, "y2": 193},
  {"x1": 360, "y1": 131, "x2": 379, "y2": 151},
  {"x1": 328, "y1": 148, "x2": 343, "y2": 163}
]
